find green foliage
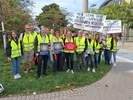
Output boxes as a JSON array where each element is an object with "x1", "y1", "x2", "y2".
[
  {"x1": 97, "y1": 2, "x2": 133, "y2": 28},
  {"x1": 37, "y1": 3, "x2": 68, "y2": 30},
  {"x1": 0, "y1": 0, "x2": 32, "y2": 32},
  {"x1": 0, "y1": 49, "x2": 111, "y2": 97}
]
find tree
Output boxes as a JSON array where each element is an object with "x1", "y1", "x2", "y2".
[
  {"x1": 37, "y1": 3, "x2": 68, "y2": 30},
  {"x1": 96, "y1": 2, "x2": 133, "y2": 28},
  {"x1": 0, "y1": 0, "x2": 33, "y2": 32}
]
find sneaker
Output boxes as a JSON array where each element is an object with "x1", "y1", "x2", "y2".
[
  {"x1": 14, "y1": 74, "x2": 21, "y2": 80},
  {"x1": 113, "y1": 63, "x2": 116, "y2": 66},
  {"x1": 66, "y1": 69, "x2": 70, "y2": 73},
  {"x1": 87, "y1": 67, "x2": 90, "y2": 71},
  {"x1": 71, "y1": 70, "x2": 74, "y2": 74},
  {"x1": 92, "y1": 69, "x2": 96, "y2": 73},
  {"x1": 16, "y1": 74, "x2": 21, "y2": 79}
]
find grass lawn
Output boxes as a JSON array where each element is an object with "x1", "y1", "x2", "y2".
[{"x1": 0, "y1": 49, "x2": 111, "y2": 97}]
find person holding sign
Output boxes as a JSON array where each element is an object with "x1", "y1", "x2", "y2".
[
  {"x1": 51, "y1": 31, "x2": 64, "y2": 72},
  {"x1": 75, "y1": 30, "x2": 86, "y2": 70},
  {"x1": 64, "y1": 31, "x2": 76, "y2": 74},
  {"x1": 34, "y1": 26, "x2": 50, "y2": 79},
  {"x1": 93, "y1": 34, "x2": 101, "y2": 69},
  {"x1": 84, "y1": 33, "x2": 95, "y2": 73}
]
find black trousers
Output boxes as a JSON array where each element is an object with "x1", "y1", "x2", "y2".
[
  {"x1": 53, "y1": 53, "x2": 63, "y2": 72},
  {"x1": 65, "y1": 53, "x2": 74, "y2": 70},
  {"x1": 37, "y1": 55, "x2": 48, "y2": 77}
]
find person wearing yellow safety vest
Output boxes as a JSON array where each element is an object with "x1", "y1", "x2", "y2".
[
  {"x1": 105, "y1": 34, "x2": 113, "y2": 65},
  {"x1": 6, "y1": 30, "x2": 23, "y2": 80},
  {"x1": 21, "y1": 24, "x2": 35, "y2": 73},
  {"x1": 75, "y1": 30, "x2": 86, "y2": 70},
  {"x1": 51, "y1": 31, "x2": 64, "y2": 72},
  {"x1": 34, "y1": 26, "x2": 50, "y2": 79},
  {"x1": 84, "y1": 33, "x2": 96, "y2": 73},
  {"x1": 111, "y1": 34, "x2": 118, "y2": 66},
  {"x1": 64, "y1": 31, "x2": 75, "y2": 74},
  {"x1": 93, "y1": 34, "x2": 101, "y2": 69}
]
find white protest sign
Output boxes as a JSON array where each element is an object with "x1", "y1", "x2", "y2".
[
  {"x1": 73, "y1": 13, "x2": 84, "y2": 30},
  {"x1": 103, "y1": 20, "x2": 122, "y2": 33},
  {"x1": 83, "y1": 13, "x2": 106, "y2": 32},
  {"x1": 73, "y1": 13, "x2": 106, "y2": 32}
]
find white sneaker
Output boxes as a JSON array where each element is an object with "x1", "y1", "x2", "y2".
[
  {"x1": 87, "y1": 67, "x2": 90, "y2": 71},
  {"x1": 113, "y1": 63, "x2": 116, "y2": 66},
  {"x1": 71, "y1": 70, "x2": 74, "y2": 74},
  {"x1": 66, "y1": 69, "x2": 70, "y2": 73},
  {"x1": 16, "y1": 74, "x2": 21, "y2": 79},
  {"x1": 92, "y1": 69, "x2": 96, "y2": 73},
  {"x1": 14, "y1": 74, "x2": 21, "y2": 80}
]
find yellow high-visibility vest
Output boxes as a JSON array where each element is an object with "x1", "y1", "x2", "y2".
[
  {"x1": 75, "y1": 37, "x2": 85, "y2": 53},
  {"x1": 106, "y1": 37, "x2": 112, "y2": 50},
  {"x1": 112, "y1": 39, "x2": 117, "y2": 52},
  {"x1": 22, "y1": 32, "x2": 34, "y2": 51},
  {"x1": 94, "y1": 41, "x2": 101, "y2": 53},
  {"x1": 11, "y1": 40, "x2": 21, "y2": 58},
  {"x1": 37, "y1": 33, "x2": 49, "y2": 52}
]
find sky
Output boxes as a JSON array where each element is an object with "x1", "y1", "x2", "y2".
[{"x1": 31, "y1": 0, "x2": 105, "y2": 18}]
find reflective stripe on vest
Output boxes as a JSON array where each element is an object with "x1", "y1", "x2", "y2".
[
  {"x1": 22, "y1": 33, "x2": 34, "y2": 51},
  {"x1": 37, "y1": 34, "x2": 49, "y2": 52},
  {"x1": 75, "y1": 37, "x2": 85, "y2": 53},
  {"x1": 11, "y1": 40, "x2": 21, "y2": 58}
]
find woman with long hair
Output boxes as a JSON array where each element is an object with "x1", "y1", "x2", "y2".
[{"x1": 6, "y1": 30, "x2": 23, "y2": 79}]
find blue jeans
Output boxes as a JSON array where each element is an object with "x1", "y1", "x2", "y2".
[
  {"x1": 112, "y1": 51, "x2": 117, "y2": 63},
  {"x1": 12, "y1": 57, "x2": 21, "y2": 75},
  {"x1": 104, "y1": 50, "x2": 112, "y2": 65},
  {"x1": 94, "y1": 53, "x2": 99, "y2": 67}
]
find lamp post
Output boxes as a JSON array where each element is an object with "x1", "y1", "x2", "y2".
[
  {"x1": 83, "y1": 0, "x2": 89, "y2": 13},
  {"x1": 0, "y1": 1, "x2": 6, "y2": 50}
]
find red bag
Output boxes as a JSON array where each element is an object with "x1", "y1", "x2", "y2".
[{"x1": 64, "y1": 42, "x2": 77, "y2": 51}]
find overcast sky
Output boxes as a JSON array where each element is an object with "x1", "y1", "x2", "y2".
[{"x1": 31, "y1": 0, "x2": 105, "y2": 17}]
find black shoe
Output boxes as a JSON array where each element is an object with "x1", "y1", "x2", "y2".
[{"x1": 43, "y1": 72, "x2": 48, "y2": 76}]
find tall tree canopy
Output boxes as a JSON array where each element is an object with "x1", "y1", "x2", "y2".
[
  {"x1": 0, "y1": 0, "x2": 33, "y2": 32},
  {"x1": 37, "y1": 3, "x2": 68, "y2": 30},
  {"x1": 97, "y1": 2, "x2": 133, "y2": 28}
]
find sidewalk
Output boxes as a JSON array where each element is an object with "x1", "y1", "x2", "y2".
[{"x1": 0, "y1": 50, "x2": 133, "y2": 100}]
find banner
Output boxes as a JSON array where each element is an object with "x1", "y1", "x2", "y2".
[
  {"x1": 103, "y1": 20, "x2": 122, "y2": 33},
  {"x1": 64, "y1": 42, "x2": 77, "y2": 51},
  {"x1": 73, "y1": 13, "x2": 106, "y2": 32}
]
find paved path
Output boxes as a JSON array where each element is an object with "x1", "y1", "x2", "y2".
[{"x1": 1, "y1": 49, "x2": 133, "y2": 100}]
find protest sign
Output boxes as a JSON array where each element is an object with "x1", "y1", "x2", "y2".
[{"x1": 103, "y1": 20, "x2": 122, "y2": 33}]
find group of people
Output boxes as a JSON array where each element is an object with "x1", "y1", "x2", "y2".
[{"x1": 6, "y1": 23, "x2": 119, "y2": 79}]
